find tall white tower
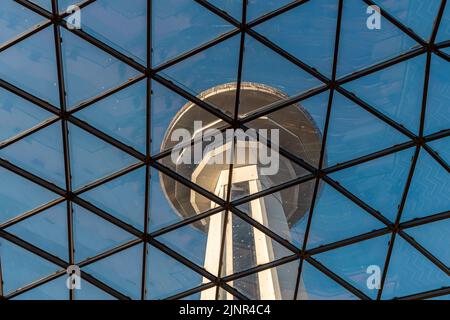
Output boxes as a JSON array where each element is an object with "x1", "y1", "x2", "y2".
[{"x1": 159, "y1": 83, "x2": 322, "y2": 300}]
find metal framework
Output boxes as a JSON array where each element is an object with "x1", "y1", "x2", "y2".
[{"x1": 0, "y1": 0, "x2": 448, "y2": 300}]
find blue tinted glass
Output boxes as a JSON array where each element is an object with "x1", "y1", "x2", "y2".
[
  {"x1": 30, "y1": 0, "x2": 52, "y2": 11},
  {"x1": 220, "y1": 214, "x2": 293, "y2": 276},
  {"x1": 315, "y1": 234, "x2": 391, "y2": 299},
  {"x1": 382, "y1": 236, "x2": 449, "y2": 299},
  {"x1": 0, "y1": 122, "x2": 66, "y2": 188},
  {"x1": 307, "y1": 183, "x2": 385, "y2": 249},
  {"x1": 61, "y1": 27, "x2": 141, "y2": 109},
  {"x1": 68, "y1": 124, "x2": 139, "y2": 190},
  {"x1": 0, "y1": 166, "x2": 58, "y2": 224},
  {"x1": 402, "y1": 148, "x2": 450, "y2": 221},
  {"x1": 6, "y1": 202, "x2": 68, "y2": 261},
  {"x1": 74, "y1": 79, "x2": 147, "y2": 153},
  {"x1": 436, "y1": 3, "x2": 450, "y2": 42},
  {"x1": 253, "y1": 0, "x2": 338, "y2": 78},
  {"x1": 0, "y1": 27, "x2": 59, "y2": 107},
  {"x1": 0, "y1": 86, "x2": 54, "y2": 143},
  {"x1": 75, "y1": 0, "x2": 147, "y2": 65},
  {"x1": 74, "y1": 280, "x2": 116, "y2": 300},
  {"x1": 424, "y1": 54, "x2": 450, "y2": 135},
  {"x1": 406, "y1": 219, "x2": 450, "y2": 267},
  {"x1": 330, "y1": 148, "x2": 415, "y2": 222},
  {"x1": 82, "y1": 243, "x2": 143, "y2": 299},
  {"x1": 208, "y1": 0, "x2": 243, "y2": 20},
  {"x1": 145, "y1": 244, "x2": 204, "y2": 299},
  {"x1": 13, "y1": 275, "x2": 69, "y2": 300},
  {"x1": 73, "y1": 204, "x2": 137, "y2": 262},
  {"x1": 337, "y1": 0, "x2": 418, "y2": 77},
  {"x1": 237, "y1": 180, "x2": 316, "y2": 249},
  {"x1": 149, "y1": 168, "x2": 217, "y2": 232},
  {"x1": 80, "y1": 166, "x2": 146, "y2": 231},
  {"x1": 0, "y1": 238, "x2": 62, "y2": 295},
  {"x1": 325, "y1": 92, "x2": 409, "y2": 167},
  {"x1": 427, "y1": 136, "x2": 450, "y2": 165},
  {"x1": 159, "y1": 35, "x2": 240, "y2": 112},
  {"x1": 298, "y1": 261, "x2": 358, "y2": 300},
  {"x1": 0, "y1": 1, "x2": 45, "y2": 45},
  {"x1": 241, "y1": 36, "x2": 323, "y2": 103},
  {"x1": 247, "y1": 0, "x2": 292, "y2": 21},
  {"x1": 376, "y1": 0, "x2": 441, "y2": 41},
  {"x1": 156, "y1": 216, "x2": 214, "y2": 274},
  {"x1": 343, "y1": 54, "x2": 426, "y2": 134},
  {"x1": 151, "y1": 80, "x2": 226, "y2": 155},
  {"x1": 230, "y1": 260, "x2": 298, "y2": 300},
  {"x1": 152, "y1": 0, "x2": 235, "y2": 66}
]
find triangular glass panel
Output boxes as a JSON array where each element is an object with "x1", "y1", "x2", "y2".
[
  {"x1": 236, "y1": 179, "x2": 316, "y2": 248},
  {"x1": 315, "y1": 234, "x2": 391, "y2": 299},
  {"x1": 6, "y1": 202, "x2": 68, "y2": 261},
  {"x1": 436, "y1": 3, "x2": 450, "y2": 43},
  {"x1": 427, "y1": 136, "x2": 450, "y2": 165},
  {"x1": 0, "y1": 238, "x2": 61, "y2": 295},
  {"x1": 406, "y1": 219, "x2": 450, "y2": 267},
  {"x1": 145, "y1": 244, "x2": 205, "y2": 300},
  {"x1": 208, "y1": 0, "x2": 243, "y2": 21},
  {"x1": 0, "y1": 1, "x2": 45, "y2": 46},
  {"x1": 61, "y1": 27, "x2": 141, "y2": 109},
  {"x1": 330, "y1": 148, "x2": 415, "y2": 222},
  {"x1": 12, "y1": 275, "x2": 69, "y2": 300},
  {"x1": 156, "y1": 211, "x2": 224, "y2": 275},
  {"x1": 73, "y1": 204, "x2": 137, "y2": 263},
  {"x1": 382, "y1": 236, "x2": 449, "y2": 299},
  {"x1": 72, "y1": 0, "x2": 147, "y2": 65},
  {"x1": 79, "y1": 166, "x2": 146, "y2": 231},
  {"x1": 30, "y1": 0, "x2": 52, "y2": 11},
  {"x1": 74, "y1": 79, "x2": 147, "y2": 153},
  {"x1": 247, "y1": 0, "x2": 292, "y2": 22},
  {"x1": 227, "y1": 260, "x2": 299, "y2": 300},
  {"x1": 152, "y1": 0, "x2": 235, "y2": 66},
  {"x1": 306, "y1": 182, "x2": 386, "y2": 249},
  {"x1": 239, "y1": 36, "x2": 322, "y2": 111},
  {"x1": 244, "y1": 91, "x2": 329, "y2": 168},
  {"x1": 325, "y1": 92, "x2": 409, "y2": 167},
  {"x1": 229, "y1": 150, "x2": 311, "y2": 199},
  {"x1": 149, "y1": 167, "x2": 221, "y2": 232},
  {"x1": 376, "y1": 0, "x2": 441, "y2": 41},
  {"x1": 74, "y1": 280, "x2": 116, "y2": 300},
  {"x1": 298, "y1": 261, "x2": 359, "y2": 300},
  {"x1": 220, "y1": 213, "x2": 293, "y2": 277},
  {"x1": 82, "y1": 243, "x2": 143, "y2": 300},
  {"x1": 0, "y1": 86, "x2": 54, "y2": 144},
  {"x1": 150, "y1": 80, "x2": 227, "y2": 156},
  {"x1": 337, "y1": 0, "x2": 418, "y2": 77},
  {"x1": 0, "y1": 166, "x2": 58, "y2": 224},
  {"x1": 0, "y1": 121, "x2": 66, "y2": 188},
  {"x1": 342, "y1": 54, "x2": 426, "y2": 134},
  {"x1": 402, "y1": 148, "x2": 450, "y2": 221},
  {"x1": 424, "y1": 54, "x2": 450, "y2": 135},
  {"x1": 159, "y1": 35, "x2": 240, "y2": 114},
  {"x1": 253, "y1": 0, "x2": 338, "y2": 78},
  {"x1": 68, "y1": 123, "x2": 139, "y2": 190},
  {"x1": 0, "y1": 26, "x2": 59, "y2": 106}
]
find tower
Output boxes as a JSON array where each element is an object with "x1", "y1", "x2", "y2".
[{"x1": 159, "y1": 83, "x2": 322, "y2": 299}]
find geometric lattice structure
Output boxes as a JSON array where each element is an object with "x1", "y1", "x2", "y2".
[{"x1": 0, "y1": 0, "x2": 449, "y2": 300}]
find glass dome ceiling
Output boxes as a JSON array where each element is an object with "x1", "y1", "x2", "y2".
[{"x1": 0, "y1": 0, "x2": 449, "y2": 300}]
